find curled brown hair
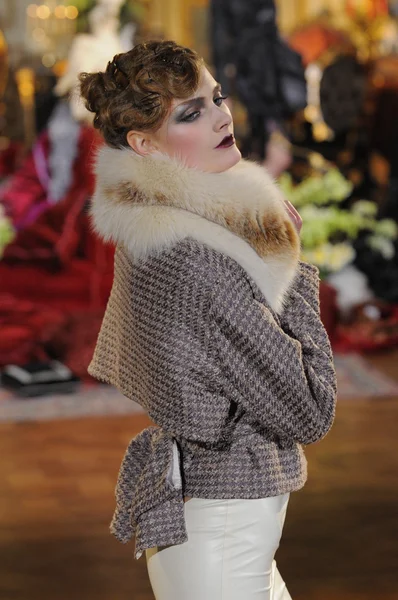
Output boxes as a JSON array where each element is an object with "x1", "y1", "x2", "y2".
[{"x1": 79, "y1": 40, "x2": 203, "y2": 148}]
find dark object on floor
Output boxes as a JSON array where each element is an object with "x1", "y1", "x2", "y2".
[{"x1": 1, "y1": 361, "x2": 79, "y2": 397}]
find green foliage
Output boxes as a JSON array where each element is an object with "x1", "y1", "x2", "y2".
[
  {"x1": 279, "y1": 169, "x2": 398, "y2": 275},
  {"x1": 279, "y1": 168, "x2": 353, "y2": 208},
  {"x1": 0, "y1": 209, "x2": 15, "y2": 258}
]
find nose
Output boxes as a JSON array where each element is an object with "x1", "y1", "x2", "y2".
[{"x1": 214, "y1": 108, "x2": 232, "y2": 133}]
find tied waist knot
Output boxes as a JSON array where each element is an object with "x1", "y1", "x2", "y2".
[{"x1": 110, "y1": 426, "x2": 188, "y2": 559}]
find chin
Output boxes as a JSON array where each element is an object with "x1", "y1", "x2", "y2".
[{"x1": 211, "y1": 145, "x2": 241, "y2": 173}]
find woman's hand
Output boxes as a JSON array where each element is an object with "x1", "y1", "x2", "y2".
[{"x1": 284, "y1": 200, "x2": 302, "y2": 234}]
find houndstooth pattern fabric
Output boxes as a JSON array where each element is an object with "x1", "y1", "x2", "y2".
[
  {"x1": 109, "y1": 427, "x2": 188, "y2": 559},
  {"x1": 89, "y1": 239, "x2": 337, "y2": 559}
]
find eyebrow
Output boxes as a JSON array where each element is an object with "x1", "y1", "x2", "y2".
[{"x1": 174, "y1": 83, "x2": 222, "y2": 114}]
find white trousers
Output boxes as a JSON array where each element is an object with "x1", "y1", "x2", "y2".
[{"x1": 146, "y1": 494, "x2": 292, "y2": 600}]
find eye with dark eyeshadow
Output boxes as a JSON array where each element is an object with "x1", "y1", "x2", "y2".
[
  {"x1": 214, "y1": 95, "x2": 228, "y2": 106},
  {"x1": 179, "y1": 111, "x2": 200, "y2": 123},
  {"x1": 178, "y1": 95, "x2": 228, "y2": 123}
]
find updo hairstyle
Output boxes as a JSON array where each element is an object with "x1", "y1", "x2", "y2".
[{"x1": 79, "y1": 40, "x2": 203, "y2": 148}]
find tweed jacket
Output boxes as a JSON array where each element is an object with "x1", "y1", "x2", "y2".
[{"x1": 88, "y1": 147, "x2": 337, "y2": 559}]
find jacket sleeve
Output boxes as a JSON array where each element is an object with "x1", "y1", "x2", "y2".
[{"x1": 209, "y1": 262, "x2": 337, "y2": 445}]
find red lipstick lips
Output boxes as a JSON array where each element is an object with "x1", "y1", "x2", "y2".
[{"x1": 216, "y1": 134, "x2": 235, "y2": 149}]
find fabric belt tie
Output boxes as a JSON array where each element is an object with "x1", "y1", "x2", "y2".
[{"x1": 110, "y1": 426, "x2": 188, "y2": 559}]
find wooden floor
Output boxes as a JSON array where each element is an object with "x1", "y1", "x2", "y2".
[{"x1": 1, "y1": 351, "x2": 398, "y2": 600}]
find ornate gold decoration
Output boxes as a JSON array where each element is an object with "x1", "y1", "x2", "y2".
[{"x1": 15, "y1": 68, "x2": 36, "y2": 149}]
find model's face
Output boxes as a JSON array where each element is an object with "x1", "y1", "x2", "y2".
[{"x1": 149, "y1": 67, "x2": 241, "y2": 173}]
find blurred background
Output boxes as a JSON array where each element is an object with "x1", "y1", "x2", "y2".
[{"x1": 0, "y1": 1, "x2": 397, "y2": 599}]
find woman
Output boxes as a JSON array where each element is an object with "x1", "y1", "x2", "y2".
[{"x1": 80, "y1": 40, "x2": 337, "y2": 600}]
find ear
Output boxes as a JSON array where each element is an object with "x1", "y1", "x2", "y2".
[{"x1": 126, "y1": 131, "x2": 158, "y2": 157}]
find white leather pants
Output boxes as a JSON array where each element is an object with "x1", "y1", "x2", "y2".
[{"x1": 146, "y1": 494, "x2": 292, "y2": 600}]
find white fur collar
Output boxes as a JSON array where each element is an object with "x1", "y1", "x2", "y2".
[{"x1": 90, "y1": 146, "x2": 301, "y2": 312}]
